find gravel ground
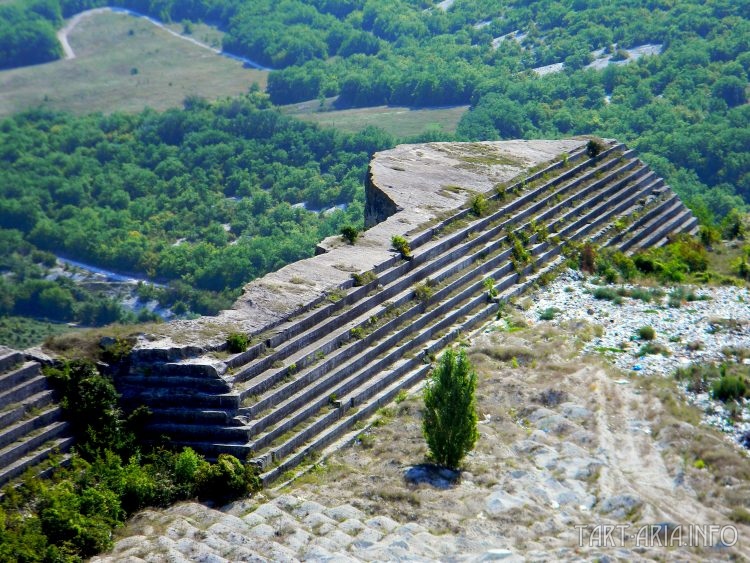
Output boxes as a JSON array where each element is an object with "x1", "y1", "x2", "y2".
[{"x1": 523, "y1": 269, "x2": 750, "y2": 444}]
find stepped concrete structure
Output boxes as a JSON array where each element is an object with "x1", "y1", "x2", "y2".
[
  {"x1": 0, "y1": 346, "x2": 73, "y2": 487},
  {"x1": 116, "y1": 139, "x2": 698, "y2": 485},
  {"x1": 3, "y1": 139, "x2": 698, "y2": 486}
]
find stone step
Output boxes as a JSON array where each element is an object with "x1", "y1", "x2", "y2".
[
  {"x1": 0, "y1": 436, "x2": 74, "y2": 489},
  {"x1": 121, "y1": 143, "x2": 698, "y2": 477},
  {"x1": 0, "y1": 390, "x2": 56, "y2": 429},
  {"x1": 119, "y1": 385, "x2": 239, "y2": 410},
  {"x1": 625, "y1": 207, "x2": 696, "y2": 254},
  {"x1": 140, "y1": 151, "x2": 648, "y2": 446},
  {"x1": 647, "y1": 213, "x2": 699, "y2": 250},
  {"x1": 0, "y1": 374, "x2": 49, "y2": 411},
  {"x1": 660, "y1": 215, "x2": 700, "y2": 246},
  {"x1": 0, "y1": 406, "x2": 63, "y2": 451},
  {"x1": 258, "y1": 363, "x2": 429, "y2": 485},
  {"x1": 0, "y1": 420, "x2": 70, "y2": 469},
  {"x1": 563, "y1": 171, "x2": 661, "y2": 243},
  {"x1": 145, "y1": 408, "x2": 243, "y2": 426},
  {"x1": 618, "y1": 197, "x2": 687, "y2": 253},
  {"x1": 116, "y1": 374, "x2": 231, "y2": 393},
  {"x1": 250, "y1": 216, "x2": 602, "y2": 463},
  {"x1": 248, "y1": 289, "x2": 493, "y2": 454},
  {"x1": 258, "y1": 299, "x2": 503, "y2": 484},
  {"x1": 229, "y1": 146, "x2": 625, "y2": 382},
  {"x1": 145, "y1": 422, "x2": 252, "y2": 444},
  {"x1": 253, "y1": 174, "x2": 671, "y2": 476},
  {"x1": 234, "y1": 151, "x2": 638, "y2": 404},
  {"x1": 547, "y1": 160, "x2": 644, "y2": 233},
  {"x1": 0, "y1": 349, "x2": 24, "y2": 375},
  {"x1": 0, "y1": 361, "x2": 40, "y2": 393},
  {"x1": 586, "y1": 178, "x2": 666, "y2": 242},
  {"x1": 607, "y1": 191, "x2": 682, "y2": 248}
]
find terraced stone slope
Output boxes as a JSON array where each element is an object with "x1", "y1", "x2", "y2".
[
  {"x1": 0, "y1": 346, "x2": 73, "y2": 487},
  {"x1": 117, "y1": 140, "x2": 698, "y2": 485}
]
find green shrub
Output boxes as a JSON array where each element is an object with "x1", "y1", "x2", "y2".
[
  {"x1": 422, "y1": 349, "x2": 479, "y2": 469},
  {"x1": 340, "y1": 225, "x2": 359, "y2": 244},
  {"x1": 539, "y1": 307, "x2": 559, "y2": 321},
  {"x1": 350, "y1": 327, "x2": 364, "y2": 339},
  {"x1": 226, "y1": 332, "x2": 248, "y2": 353},
  {"x1": 593, "y1": 287, "x2": 621, "y2": 303},
  {"x1": 196, "y1": 454, "x2": 260, "y2": 503},
  {"x1": 733, "y1": 257, "x2": 750, "y2": 281},
  {"x1": 586, "y1": 138, "x2": 605, "y2": 158},
  {"x1": 633, "y1": 254, "x2": 658, "y2": 273},
  {"x1": 699, "y1": 225, "x2": 721, "y2": 247},
  {"x1": 43, "y1": 361, "x2": 135, "y2": 459},
  {"x1": 511, "y1": 238, "x2": 531, "y2": 264},
  {"x1": 675, "y1": 363, "x2": 716, "y2": 393},
  {"x1": 638, "y1": 326, "x2": 656, "y2": 340},
  {"x1": 729, "y1": 507, "x2": 750, "y2": 524},
  {"x1": 711, "y1": 375, "x2": 747, "y2": 402},
  {"x1": 470, "y1": 193, "x2": 488, "y2": 216},
  {"x1": 721, "y1": 209, "x2": 747, "y2": 240},
  {"x1": 580, "y1": 241, "x2": 597, "y2": 273},
  {"x1": 172, "y1": 447, "x2": 209, "y2": 498},
  {"x1": 352, "y1": 270, "x2": 377, "y2": 286},
  {"x1": 391, "y1": 235, "x2": 411, "y2": 258},
  {"x1": 38, "y1": 483, "x2": 115, "y2": 559},
  {"x1": 629, "y1": 288, "x2": 653, "y2": 302},
  {"x1": 638, "y1": 342, "x2": 670, "y2": 356},
  {"x1": 99, "y1": 337, "x2": 134, "y2": 364},
  {"x1": 483, "y1": 277, "x2": 497, "y2": 298},
  {"x1": 601, "y1": 267, "x2": 618, "y2": 284},
  {"x1": 414, "y1": 281, "x2": 434, "y2": 302}
]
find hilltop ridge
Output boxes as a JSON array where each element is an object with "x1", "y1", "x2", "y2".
[{"x1": 132, "y1": 139, "x2": 585, "y2": 356}]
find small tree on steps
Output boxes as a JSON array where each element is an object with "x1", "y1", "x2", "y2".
[{"x1": 422, "y1": 348, "x2": 479, "y2": 470}]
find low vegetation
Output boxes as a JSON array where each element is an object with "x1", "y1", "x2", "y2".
[
  {"x1": 0, "y1": 360, "x2": 259, "y2": 561},
  {"x1": 340, "y1": 225, "x2": 359, "y2": 245},
  {"x1": 637, "y1": 326, "x2": 656, "y2": 341},
  {"x1": 391, "y1": 235, "x2": 411, "y2": 259},
  {"x1": 226, "y1": 332, "x2": 249, "y2": 354},
  {"x1": 568, "y1": 235, "x2": 749, "y2": 289}
]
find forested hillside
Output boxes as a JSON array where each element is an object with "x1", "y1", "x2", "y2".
[
  {"x1": 3, "y1": 0, "x2": 748, "y2": 220},
  {"x1": 0, "y1": 0, "x2": 748, "y2": 333},
  {"x1": 0, "y1": 93, "x2": 393, "y2": 324}
]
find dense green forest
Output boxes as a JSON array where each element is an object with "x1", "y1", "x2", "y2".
[
  {"x1": 0, "y1": 92, "x2": 392, "y2": 323},
  {"x1": 0, "y1": 0, "x2": 748, "y2": 332},
  {"x1": 0, "y1": 0, "x2": 62, "y2": 69},
  {"x1": 2, "y1": 0, "x2": 747, "y2": 221}
]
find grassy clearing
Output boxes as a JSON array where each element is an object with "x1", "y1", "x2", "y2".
[
  {"x1": 0, "y1": 12, "x2": 267, "y2": 117},
  {"x1": 43, "y1": 321, "x2": 163, "y2": 361},
  {"x1": 0, "y1": 316, "x2": 77, "y2": 350},
  {"x1": 281, "y1": 102, "x2": 468, "y2": 137}
]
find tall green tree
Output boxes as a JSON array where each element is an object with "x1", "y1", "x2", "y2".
[{"x1": 422, "y1": 348, "x2": 479, "y2": 470}]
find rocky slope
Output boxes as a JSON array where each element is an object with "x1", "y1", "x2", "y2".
[{"x1": 95, "y1": 279, "x2": 750, "y2": 561}]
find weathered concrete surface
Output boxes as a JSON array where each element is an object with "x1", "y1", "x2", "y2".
[{"x1": 129, "y1": 140, "x2": 585, "y2": 355}]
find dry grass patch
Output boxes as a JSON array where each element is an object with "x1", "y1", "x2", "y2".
[
  {"x1": 43, "y1": 322, "x2": 161, "y2": 361},
  {"x1": 0, "y1": 11, "x2": 266, "y2": 117}
]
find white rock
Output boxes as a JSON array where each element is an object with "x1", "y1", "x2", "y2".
[
  {"x1": 251, "y1": 523, "x2": 276, "y2": 539},
  {"x1": 485, "y1": 490, "x2": 527, "y2": 515},
  {"x1": 325, "y1": 504, "x2": 365, "y2": 522},
  {"x1": 364, "y1": 515, "x2": 399, "y2": 534}
]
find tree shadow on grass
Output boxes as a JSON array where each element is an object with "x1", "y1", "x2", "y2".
[{"x1": 403, "y1": 463, "x2": 460, "y2": 490}]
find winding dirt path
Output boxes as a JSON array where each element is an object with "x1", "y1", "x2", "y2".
[
  {"x1": 592, "y1": 369, "x2": 750, "y2": 558},
  {"x1": 55, "y1": 7, "x2": 273, "y2": 70}
]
